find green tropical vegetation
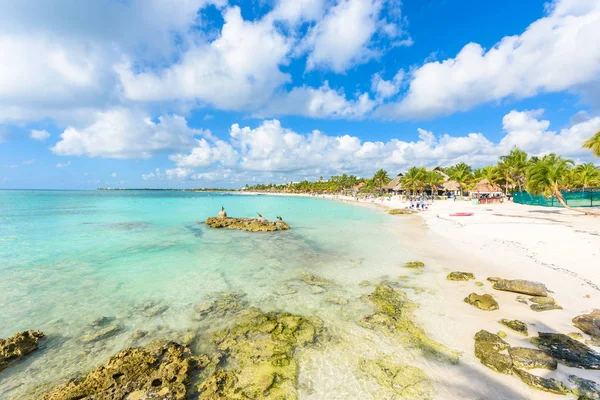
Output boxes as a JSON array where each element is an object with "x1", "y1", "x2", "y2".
[{"x1": 245, "y1": 140, "x2": 600, "y2": 213}]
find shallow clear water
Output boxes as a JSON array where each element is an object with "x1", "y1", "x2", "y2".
[{"x1": 1, "y1": 190, "x2": 435, "y2": 398}]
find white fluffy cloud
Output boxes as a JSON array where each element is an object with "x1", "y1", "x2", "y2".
[
  {"x1": 381, "y1": 0, "x2": 600, "y2": 118},
  {"x1": 56, "y1": 161, "x2": 71, "y2": 168},
  {"x1": 51, "y1": 108, "x2": 206, "y2": 159},
  {"x1": 303, "y1": 0, "x2": 410, "y2": 73},
  {"x1": 117, "y1": 6, "x2": 292, "y2": 111},
  {"x1": 144, "y1": 109, "x2": 600, "y2": 183},
  {"x1": 29, "y1": 129, "x2": 50, "y2": 141}
]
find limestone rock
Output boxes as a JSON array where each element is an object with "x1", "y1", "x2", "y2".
[
  {"x1": 473, "y1": 330, "x2": 512, "y2": 374},
  {"x1": 573, "y1": 309, "x2": 600, "y2": 344},
  {"x1": 531, "y1": 332, "x2": 600, "y2": 369},
  {"x1": 488, "y1": 277, "x2": 548, "y2": 296},
  {"x1": 0, "y1": 330, "x2": 44, "y2": 372},
  {"x1": 500, "y1": 319, "x2": 528, "y2": 336},
  {"x1": 512, "y1": 368, "x2": 567, "y2": 394},
  {"x1": 198, "y1": 308, "x2": 324, "y2": 399},
  {"x1": 508, "y1": 347, "x2": 557, "y2": 370},
  {"x1": 205, "y1": 217, "x2": 290, "y2": 232},
  {"x1": 361, "y1": 285, "x2": 461, "y2": 364},
  {"x1": 464, "y1": 293, "x2": 499, "y2": 311},
  {"x1": 447, "y1": 271, "x2": 475, "y2": 281},
  {"x1": 192, "y1": 292, "x2": 248, "y2": 321},
  {"x1": 360, "y1": 357, "x2": 434, "y2": 399},
  {"x1": 81, "y1": 325, "x2": 121, "y2": 344},
  {"x1": 569, "y1": 375, "x2": 600, "y2": 400},
  {"x1": 41, "y1": 342, "x2": 203, "y2": 400},
  {"x1": 298, "y1": 273, "x2": 334, "y2": 287},
  {"x1": 529, "y1": 296, "x2": 562, "y2": 312},
  {"x1": 325, "y1": 296, "x2": 348, "y2": 305},
  {"x1": 404, "y1": 261, "x2": 425, "y2": 269}
]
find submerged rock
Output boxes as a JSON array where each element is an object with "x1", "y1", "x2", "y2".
[
  {"x1": 569, "y1": 375, "x2": 600, "y2": 400},
  {"x1": 198, "y1": 308, "x2": 324, "y2": 399},
  {"x1": 359, "y1": 280, "x2": 370, "y2": 287},
  {"x1": 487, "y1": 277, "x2": 548, "y2": 296},
  {"x1": 360, "y1": 357, "x2": 434, "y2": 399},
  {"x1": 447, "y1": 271, "x2": 475, "y2": 281},
  {"x1": 0, "y1": 330, "x2": 44, "y2": 372},
  {"x1": 192, "y1": 292, "x2": 248, "y2": 321},
  {"x1": 81, "y1": 325, "x2": 121, "y2": 344},
  {"x1": 404, "y1": 261, "x2": 425, "y2": 269},
  {"x1": 531, "y1": 332, "x2": 600, "y2": 369},
  {"x1": 310, "y1": 286, "x2": 326, "y2": 294},
  {"x1": 529, "y1": 296, "x2": 562, "y2": 312},
  {"x1": 298, "y1": 273, "x2": 335, "y2": 287},
  {"x1": 41, "y1": 342, "x2": 204, "y2": 400},
  {"x1": 512, "y1": 368, "x2": 567, "y2": 395},
  {"x1": 464, "y1": 293, "x2": 499, "y2": 311},
  {"x1": 500, "y1": 319, "x2": 529, "y2": 336},
  {"x1": 573, "y1": 309, "x2": 600, "y2": 345},
  {"x1": 325, "y1": 296, "x2": 348, "y2": 305},
  {"x1": 205, "y1": 217, "x2": 290, "y2": 232},
  {"x1": 508, "y1": 347, "x2": 557, "y2": 370},
  {"x1": 361, "y1": 285, "x2": 460, "y2": 364},
  {"x1": 473, "y1": 330, "x2": 512, "y2": 374}
]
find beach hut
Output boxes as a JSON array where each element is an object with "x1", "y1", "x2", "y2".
[
  {"x1": 352, "y1": 182, "x2": 365, "y2": 194},
  {"x1": 385, "y1": 173, "x2": 404, "y2": 193},
  {"x1": 441, "y1": 180, "x2": 461, "y2": 196},
  {"x1": 471, "y1": 179, "x2": 503, "y2": 204}
]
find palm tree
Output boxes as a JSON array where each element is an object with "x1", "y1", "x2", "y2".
[
  {"x1": 574, "y1": 163, "x2": 600, "y2": 189},
  {"x1": 499, "y1": 148, "x2": 529, "y2": 191},
  {"x1": 401, "y1": 167, "x2": 426, "y2": 194},
  {"x1": 372, "y1": 169, "x2": 390, "y2": 193},
  {"x1": 583, "y1": 131, "x2": 600, "y2": 157},
  {"x1": 526, "y1": 154, "x2": 598, "y2": 215},
  {"x1": 424, "y1": 170, "x2": 444, "y2": 197},
  {"x1": 446, "y1": 162, "x2": 473, "y2": 196}
]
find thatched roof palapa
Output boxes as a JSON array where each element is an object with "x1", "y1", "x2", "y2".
[
  {"x1": 471, "y1": 179, "x2": 502, "y2": 193},
  {"x1": 441, "y1": 180, "x2": 461, "y2": 191},
  {"x1": 385, "y1": 174, "x2": 404, "y2": 190}
]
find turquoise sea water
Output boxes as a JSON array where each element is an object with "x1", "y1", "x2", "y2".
[{"x1": 1, "y1": 190, "x2": 434, "y2": 398}]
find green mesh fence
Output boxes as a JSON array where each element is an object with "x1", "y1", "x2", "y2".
[{"x1": 513, "y1": 190, "x2": 600, "y2": 208}]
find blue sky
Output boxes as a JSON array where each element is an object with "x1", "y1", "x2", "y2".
[{"x1": 1, "y1": 0, "x2": 599, "y2": 189}]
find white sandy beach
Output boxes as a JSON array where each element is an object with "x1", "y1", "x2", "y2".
[{"x1": 243, "y1": 192, "x2": 600, "y2": 399}]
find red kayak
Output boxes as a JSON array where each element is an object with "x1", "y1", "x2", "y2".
[{"x1": 449, "y1": 212, "x2": 474, "y2": 217}]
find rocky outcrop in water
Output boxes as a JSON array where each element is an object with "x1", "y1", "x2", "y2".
[
  {"x1": 298, "y1": 273, "x2": 335, "y2": 287},
  {"x1": 487, "y1": 277, "x2": 548, "y2": 296},
  {"x1": 499, "y1": 319, "x2": 528, "y2": 336},
  {"x1": 192, "y1": 292, "x2": 248, "y2": 321},
  {"x1": 0, "y1": 330, "x2": 44, "y2": 372},
  {"x1": 573, "y1": 309, "x2": 600, "y2": 345},
  {"x1": 198, "y1": 308, "x2": 325, "y2": 399},
  {"x1": 508, "y1": 347, "x2": 557, "y2": 370},
  {"x1": 464, "y1": 293, "x2": 499, "y2": 311},
  {"x1": 360, "y1": 357, "x2": 434, "y2": 399},
  {"x1": 205, "y1": 217, "x2": 290, "y2": 232},
  {"x1": 447, "y1": 271, "x2": 475, "y2": 281},
  {"x1": 512, "y1": 368, "x2": 566, "y2": 395},
  {"x1": 473, "y1": 330, "x2": 512, "y2": 374},
  {"x1": 531, "y1": 332, "x2": 600, "y2": 369},
  {"x1": 361, "y1": 285, "x2": 461, "y2": 364},
  {"x1": 40, "y1": 341, "x2": 206, "y2": 400}
]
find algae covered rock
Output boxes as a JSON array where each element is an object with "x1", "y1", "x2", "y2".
[
  {"x1": 531, "y1": 332, "x2": 600, "y2": 369},
  {"x1": 192, "y1": 292, "x2": 248, "y2": 321},
  {"x1": 360, "y1": 357, "x2": 434, "y2": 399},
  {"x1": 568, "y1": 332, "x2": 584, "y2": 341},
  {"x1": 0, "y1": 330, "x2": 44, "y2": 372},
  {"x1": 359, "y1": 280, "x2": 370, "y2": 287},
  {"x1": 529, "y1": 296, "x2": 562, "y2": 312},
  {"x1": 487, "y1": 277, "x2": 548, "y2": 296},
  {"x1": 41, "y1": 342, "x2": 204, "y2": 400},
  {"x1": 473, "y1": 330, "x2": 512, "y2": 374},
  {"x1": 447, "y1": 271, "x2": 475, "y2": 281},
  {"x1": 325, "y1": 296, "x2": 348, "y2": 305},
  {"x1": 387, "y1": 209, "x2": 413, "y2": 215},
  {"x1": 573, "y1": 309, "x2": 600, "y2": 344},
  {"x1": 500, "y1": 319, "x2": 528, "y2": 336},
  {"x1": 361, "y1": 285, "x2": 460, "y2": 364},
  {"x1": 464, "y1": 293, "x2": 499, "y2": 311},
  {"x1": 205, "y1": 217, "x2": 290, "y2": 232},
  {"x1": 508, "y1": 347, "x2": 557, "y2": 370},
  {"x1": 569, "y1": 375, "x2": 600, "y2": 400},
  {"x1": 404, "y1": 261, "x2": 425, "y2": 269},
  {"x1": 81, "y1": 324, "x2": 122, "y2": 344},
  {"x1": 199, "y1": 308, "x2": 325, "y2": 399},
  {"x1": 298, "y1": 273, "x2": 335, "y2": 287},
  {"x1": 512, "y1": 368, "x2": 567, "y2": 395}
]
